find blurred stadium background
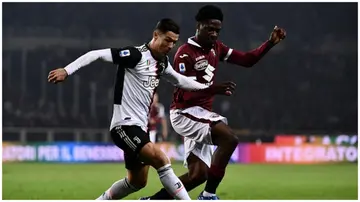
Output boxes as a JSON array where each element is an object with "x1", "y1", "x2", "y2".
[{"x1": 2, "y1": 2, "x2": 358, "y2": 200}]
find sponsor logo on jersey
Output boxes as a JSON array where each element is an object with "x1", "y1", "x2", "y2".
[
  {"x1": 143, "y1": 76, "x2": 160, "y2": 88},
  {"x1": 195, "y1": 55, "x2": 205, "y2": 61},
  {"x1": 119, "y1": 50, "x2": 130, "y2": 57},
  {"x1": 179, "y1": 63, "x2": 186, "y2": 73},
  {"x1": 194, "y1": 59, "x2": 208, "y2": 71},
  {"x1": 179, "y1": 54, "x2": 188, "y2": 58}
]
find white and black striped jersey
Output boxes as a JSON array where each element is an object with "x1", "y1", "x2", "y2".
[{"x1": 64, "y1": 43, "x2": 210, "y2": 132}]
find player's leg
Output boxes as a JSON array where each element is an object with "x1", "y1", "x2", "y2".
[
  {"x1": 96, "y1": 163, "x2": 150, "y2": 200},
  {"x1": 144, "y1": 152, "x2": 209, "y2": 199},
  {"x1": 96, "y1": 127, "x2": 151, "y2": 200},
  {"x1": 138, "y1": 141, "x2": 191, "y2": 199},
  {"x1": 111, "y1": 125, "x2": 190, "y2": 199},
  {"x1": 199, "y1": 121, "x2": 238, "y2": 198}
]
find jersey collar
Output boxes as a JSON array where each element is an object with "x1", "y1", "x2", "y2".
[
  {"x1": 187, "y1": 37, "x2": 215, "y2": 49},
  {"x1": 187, "y1": 37, "x2": 202, "y2": 48}
]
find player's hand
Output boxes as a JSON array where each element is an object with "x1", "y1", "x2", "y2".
[
  {"x1": 269, "y1": 25, "x2": 286, "y2": 45},
  {"x1": 209, "y1": 81, "x2": 236, "y2": 96},
  {"x1": 48, "y1": 68, "x2": 68, "y2": 84}
]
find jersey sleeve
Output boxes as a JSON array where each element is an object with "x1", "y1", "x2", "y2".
[
  {"x1": 218, "y1": 42, "x2": 233, "y2": 62},
  {"x1": 219, "y1": 40, "x2": 274, "y2": 67},
  {"x1": 110, "y1": 46, "x2": 142, "y2": 67},
  {"x1": 173, "y1": 49, "x2": 197, "y2": 79}
]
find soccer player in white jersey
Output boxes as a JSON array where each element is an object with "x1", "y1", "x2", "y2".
[{"x1": 48, "y1": 18, "x2": 236, "y2": 200}]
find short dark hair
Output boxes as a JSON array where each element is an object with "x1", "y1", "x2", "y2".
[
  {"x1": 195, "y1": 5, "x2": 223, "y2": 22},
  {"x1": 155, "y1": 18, "x2": 180, "y2": 34}
]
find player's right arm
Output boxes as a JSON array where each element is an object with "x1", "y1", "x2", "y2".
[{"x1": 48, "y1": 47, "x2": 141, "y2": 83}]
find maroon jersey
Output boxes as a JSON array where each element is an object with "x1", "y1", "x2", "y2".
[
  {"x1": 148, "y1": 103, "x2": 165, "y2": 131},
  {"x1": 170, "y1": 37, "x2": 274, "y2": 111},
  {"x1": 170, "y1": 37, "x2": 232, "y2": 111}
]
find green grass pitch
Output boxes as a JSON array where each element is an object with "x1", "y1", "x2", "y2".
[{"x1": 2, "y1": 163, "x2": 358, "y2": 199}]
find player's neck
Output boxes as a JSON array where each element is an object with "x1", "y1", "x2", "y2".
[
  {"x1": 148, "y1": 40, "x2": 165, "y2": 61},
  {"x1": 194, "y1": 35, "x2": 213, "y2": 50}
]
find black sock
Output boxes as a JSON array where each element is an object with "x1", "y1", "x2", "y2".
[
  {"x1": 204, "y1": 164, "x2": 225, "y2": 194},
  {"x1": 149, "y1": 188, "x2": 174, "y2": 200}
]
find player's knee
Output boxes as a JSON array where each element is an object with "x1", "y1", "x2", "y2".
[
  {"x1": 152, "y1": 148, "x2": 170, "y2": 168},
  {"x1": 141, "y1": 143, "x2": 170, "y2": 169},
  {"x1": 129, "y1": 179, "x2": 147, "y2": 190},
  {"x1": 223, "y1": 133, "x2": 239, "y2": 149}
]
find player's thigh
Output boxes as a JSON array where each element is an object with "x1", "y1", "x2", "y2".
[
  {"x1": 110, "y1": 125, "x2": 151, "y2": 156},
  {"x1": 170, "y1": 107, "x2": 227, "y2": 144},
  {"x1": 126, "y1": 164, "x2": 150, "y2": 188},
  {"x1": 210, "y1": 121, "x2": 238, "y2": 146}
]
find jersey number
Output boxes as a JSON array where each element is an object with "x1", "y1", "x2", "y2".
[{"x1": 202, "y1": 64, "x2": 215, "y2": 82}]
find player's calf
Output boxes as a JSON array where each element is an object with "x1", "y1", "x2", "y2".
[
  {"x1": 96, "y1": 177, "x2": 144, "y2": 200},
  {"x1": 139, "y1": 142, "x2": 191, "y2": 200},
  {"x1": 201, "y1": 121, "x2": 239, "y2": 197},
  {"x1": 143, "y1": 152, "x2": 208, "y2": 200}
]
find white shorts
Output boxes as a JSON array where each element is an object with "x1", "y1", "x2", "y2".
[
  {"x1": 149, "y1": 130, "x2": 157, "y2": 143},
  {"x1": 170, "y1": 106, "x2": 228, "y2": 168}
]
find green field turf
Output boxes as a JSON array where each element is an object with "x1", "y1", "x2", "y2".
[{"x1": 2, "y1": 163, "x2": 358, "y2": 200}]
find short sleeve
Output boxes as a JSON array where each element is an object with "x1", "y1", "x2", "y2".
[{"x1": 110, "y1": 46, "x2": 142, "y2": 68}]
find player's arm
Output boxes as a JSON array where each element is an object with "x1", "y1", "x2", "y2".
[
  {"x1": 48, "y1": 47, "x2": 141, "y2": 83},
  {"x1": 220, "y1": 26, "x2": 286, "y2": 67},
  {"x1": 162, "y1": 63, "x2": 236, "y2": 95}
]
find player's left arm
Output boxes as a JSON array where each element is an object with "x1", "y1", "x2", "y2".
[
  {"x1": 162, "y1": 62, "x2": 209, "y2": 91},
  {"x1": 220, "y1": 26, "x2": 286, "y2": 67}
]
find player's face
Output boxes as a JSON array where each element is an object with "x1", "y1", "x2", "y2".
[
  {"x1": 154, "y1": 31, "x2": 179, "y2": 55},
  {"x1": 198, "y1": 19, "x2": 222, "y2": 45}
]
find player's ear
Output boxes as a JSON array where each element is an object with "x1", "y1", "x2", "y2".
[{"x1": 153, "y1": 30, "x2": 159, "y2": 40}]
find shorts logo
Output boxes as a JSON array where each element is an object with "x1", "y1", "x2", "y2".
[
  {"x1": 210, "y1": 113, "x2": 220, "y2": 118},
  {"x1": 120, "y1": 50, "x2": 130, "y2": 57},
  {"x1": 133, "y1": 136, "x2": 141, "y2": 144}
]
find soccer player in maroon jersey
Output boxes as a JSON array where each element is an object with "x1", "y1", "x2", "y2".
[
  {"x1": 148, "y1": 93, "x2": 168, "y2": 143},
  {"x1": 141, "y1": 5, "x2": 286, "y2": 200}
]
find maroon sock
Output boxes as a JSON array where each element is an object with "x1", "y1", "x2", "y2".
[{"x1": 204, "y1": 164, "x2": 225, "y2": 194}]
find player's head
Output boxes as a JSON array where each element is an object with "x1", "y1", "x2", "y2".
[
  {"x1": 152, "y1": 18, "x2": 180, "y2": 55},
  {"x1": 195, "y1": 5, "x2": 223, "y2": 46}
]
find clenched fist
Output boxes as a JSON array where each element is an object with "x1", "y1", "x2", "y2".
[{"x1": 269, "y1": 25, "x2": 286, "y2": 45}]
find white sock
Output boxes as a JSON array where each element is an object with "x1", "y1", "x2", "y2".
[
  {"x1": 96, "y1": 177, "x2": 139, "y2": 200},
  {"x1": 157, "y1": 164, "x2": 191, "y2": 200},
  {"x1": 203, "y1": 190, "x2": 216, "y2": 197}
]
